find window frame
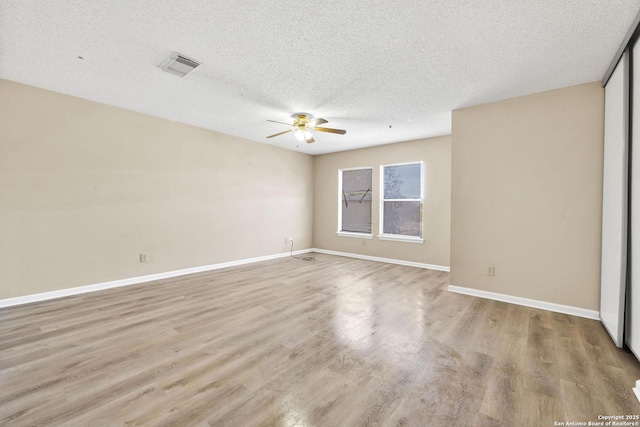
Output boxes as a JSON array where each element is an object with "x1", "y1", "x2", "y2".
[
  {"x1": 378, "y1": 161, "x2": 424, "y2": 243},
  {"x1": 337, "y1": 166, "x2": 374, "y2": 239}
]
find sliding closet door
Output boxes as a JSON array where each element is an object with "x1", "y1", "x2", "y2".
[
  {"x1": 629, "y1": 42, "x2": 640, "y2": 358},
  {"x1": 600, "y1": 52, "x2": 629, "y2": 348}
]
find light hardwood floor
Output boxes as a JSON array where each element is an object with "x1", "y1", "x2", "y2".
[{"x1": 1, "y1": 254, "x2": 639, "y2": 426}]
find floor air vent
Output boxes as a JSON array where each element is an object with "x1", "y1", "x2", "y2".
[{"x1": 158, "y1": 53, "x2": 201, "y2": 77}]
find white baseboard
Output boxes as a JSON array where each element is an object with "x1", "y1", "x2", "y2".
[
  {"x1": 311, "y1": 248, "x2": 450, "y2": 272},
  {"x1": 0, "y1": 249, "x2": 313, "y2": 308},
  {"x1": 634, "y1": 380, "x2": 640, "y2": 404},
  {"x1": 447, "y1": 285, "x2": 600, "y2": 320}
]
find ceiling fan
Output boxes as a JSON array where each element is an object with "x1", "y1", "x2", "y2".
[{"x1": 266, "y1": 114, "x2": 346, "y2": 144}]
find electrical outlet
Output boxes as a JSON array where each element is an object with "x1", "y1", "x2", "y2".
[
  {"x1": 485, "y1": 265, "x2": 495, "y2": 276},
  {"x1": 288, "y1": 237, "x2": 293, "y2": 243},
  {"x1": 283, "y1": 237, "x2": 289, "y2": 244},
  {"x1": 140, "y1": 253, "x2": 149, "y2": 263}
]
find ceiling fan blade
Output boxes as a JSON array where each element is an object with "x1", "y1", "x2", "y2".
[
  {"x1": 307, "y1": 118, "x2": 328, "y2": 126},
  {"x1": 312, "y1": 126, "x2": 346, "y2": 135},
  {"x1": 305, "y1": 136, "x2": 315, "y2": 143},
  {"x1": 266, "y1": 129, "x2": 293, "y2": 138},
  {"x1": 267, "y1": 119, "x2": 293, "y2": 126}
]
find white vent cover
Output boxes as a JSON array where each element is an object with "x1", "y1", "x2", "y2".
[{"x1": 158, "y1": 53, "x2": 201, "y2": 77}]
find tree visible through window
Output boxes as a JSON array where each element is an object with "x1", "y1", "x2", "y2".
[
  {"x1": 381, "y1": 162, "x2": 423, "y2": 237},
  {"x1": 340, "y1": 168, "x2": 372, "y2": 234}
]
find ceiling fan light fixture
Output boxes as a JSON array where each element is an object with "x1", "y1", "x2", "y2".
[
  {"x1": 294, "y1": 129, "x2": 312, "y2": 142},
  {"x1": 266, "y1": 115, "x2": 344, "y2": 144}
]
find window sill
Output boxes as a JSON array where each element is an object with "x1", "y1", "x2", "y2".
[
  {"x1": 336, "y1": 232, "x2": 374, "y2": 239},
  {"x1": 377, "y1": 234, "x2": 424, "y2": 244}
]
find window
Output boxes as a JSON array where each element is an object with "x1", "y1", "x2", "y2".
[
  {"x1": 338, "y1": 168, "x2": 373, "y2": 237},
  {"x1": 380, "y1": 162, "x2": 423, "y2": 242}
]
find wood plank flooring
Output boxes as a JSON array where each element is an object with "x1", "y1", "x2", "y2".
[{"x1": 1, "y1": 253, "x2": 639, "y2": 426}]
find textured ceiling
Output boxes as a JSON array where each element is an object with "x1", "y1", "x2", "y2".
[{"x1": 1, "y1": 1, "x2": 638, "y2": 155}]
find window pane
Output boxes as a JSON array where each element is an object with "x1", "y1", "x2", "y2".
[
  {"x1": 343, "y1": 169, "x2": 372, "y2": 197},
  {"x1": 383, "y1": 201, "x2": 421, "y2": 236},
  {"x1": 341, "y1": 169, "x2": 372, "y2": 233},
  {"x1": 342, "y1": 200, "x2": 372, "y2": 233},
  {"x1": 383, "y1": 164, "x2": 421, "y2": 199}
]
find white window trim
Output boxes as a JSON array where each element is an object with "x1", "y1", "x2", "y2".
[
  {"x1": 378, "y1": 234, "x2": 424, "y2": 243},
  {"x1": 336, "y1": 231, "x2": 374, "y2": 239},
  {"x1": 338, "y1": 166, "x2": 373, "y2": 237},
  {"x1": 378, "y1": 161, "x2": 424, "y2": 242}
]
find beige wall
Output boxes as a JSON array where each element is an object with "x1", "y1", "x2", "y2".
[
  {"x1": 451, "y1": 82, "x2": 604, "y2": 311},
  {"x1": 0, "y1": 79, "x2": 314, "y2": 299},
  {"x1": 313, "y1": 137, "x2": 451, "y2": 267},
  {"x1": 1, "y1": 77, "x2": 604, "y2": 308}
]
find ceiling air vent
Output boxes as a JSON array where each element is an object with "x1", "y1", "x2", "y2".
[{"x1": 158, "y1": 53, "x2": 201, "y2": 77}]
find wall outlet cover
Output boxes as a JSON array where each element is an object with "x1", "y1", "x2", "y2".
[{"x1": 485, "y1": 265, "x2": 495, "y2": 276}]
